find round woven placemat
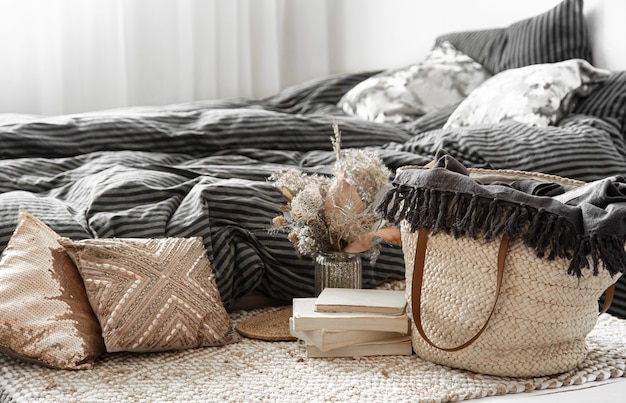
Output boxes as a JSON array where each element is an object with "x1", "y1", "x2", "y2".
[{"x1": 235, "y1": 306, "x2": 296, "y2": 341}]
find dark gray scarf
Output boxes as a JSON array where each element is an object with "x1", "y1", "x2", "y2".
[{"x1": 377, "y1": 150, "x2": 626, "y2": 277}]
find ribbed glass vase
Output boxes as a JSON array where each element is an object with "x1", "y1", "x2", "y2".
[{"x1": 314, "y1": 251, "x2": 362, "y2": 296}]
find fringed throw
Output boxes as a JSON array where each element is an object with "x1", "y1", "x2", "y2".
[{"x1": 377, "y1": 150, "x2": 626, "y2": 277}]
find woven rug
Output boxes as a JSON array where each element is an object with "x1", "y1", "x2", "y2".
[{"x1": 0, "y1": 309, "x2": 625, "y2": 403}]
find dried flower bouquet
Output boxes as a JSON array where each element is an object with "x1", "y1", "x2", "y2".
[{"x1": 270, "y1": 122, "x2": 397, "y2": 259}]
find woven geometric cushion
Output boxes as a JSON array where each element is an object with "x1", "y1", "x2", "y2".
[
  {"x1": 0, "y1": 208, "x2": 105, "y2": 369},
  {"x1": 58, "y1": 236, "x2": 239, "y2": 353}
]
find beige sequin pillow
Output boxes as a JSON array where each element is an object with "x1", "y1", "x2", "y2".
[
  {"x1": 0, "y1": 209, "x2": 105, "y2": 369},
  {"x1": 58, "y1": 236, "x2": 239, "y2": 353}
]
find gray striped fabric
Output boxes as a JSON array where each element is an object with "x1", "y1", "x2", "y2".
[
  {"x1": 436, "y1": 0, "x2": 592, "y2": 74},
  {"x1": 1, "y1": 70, "x2": 625, "y2": 318},
  {"x1": 573, "y1": 71, "x2": 626, "y2": 136}
]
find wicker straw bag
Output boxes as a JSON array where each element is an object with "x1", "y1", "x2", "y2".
[{"x1": 382, "y1": 165, "x2": 622, "y2": 377}]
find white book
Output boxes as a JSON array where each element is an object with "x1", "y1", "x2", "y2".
[
  {"x1": 305, "y1": 336, "x2": 412, "y2": 358},
  {"x1": 292, "y1": 298, "x2": 409, "y2": 333},
  {"x1": 314, "y1": 288, "x2": 407, "y2": 315},
  {"x1": 289, "y1": 317, "x2": 407, "y2": 352}
]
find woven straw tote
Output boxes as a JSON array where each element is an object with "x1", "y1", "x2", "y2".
[{"x1": 385, "y1": 166, "x2": 621, "y2": 377}]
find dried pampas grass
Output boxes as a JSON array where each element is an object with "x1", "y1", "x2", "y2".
[{"x1": 269, "y1": 120, "x2": 391, "y2": 257}]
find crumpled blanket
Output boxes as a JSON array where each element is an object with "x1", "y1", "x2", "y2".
[{"x1": 377, "y1": 150, "x2": 626, "y2": 277}]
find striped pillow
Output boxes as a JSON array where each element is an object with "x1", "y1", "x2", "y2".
[
  {"x1": 572, "y1": 71, "x2": 626, "y2": 135},
  {"x1": 435, "y1": 0, "x2": 592, "y2": 74}
]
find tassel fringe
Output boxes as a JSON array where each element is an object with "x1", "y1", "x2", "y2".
[{"x1": 377, "y1": 186, "x2": 626, "y2": 278}]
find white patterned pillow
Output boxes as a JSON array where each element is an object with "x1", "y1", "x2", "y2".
[
  {"x1": 444, "y1": 59, "x2": 611, "y2": 128},
  {"x1": 338, "y1": 42, "x2": 491, "y2": 123},
  {"x1": 0, "y1": 209, "x2": 105, "y2": 369},
  {"x1": 58, "y1": 236, "x2": 239, "y2": 353}
]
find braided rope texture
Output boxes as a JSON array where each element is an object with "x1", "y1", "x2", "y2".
[{"x1": 0, "y1": 307, "x2": 624, "y2": 402}]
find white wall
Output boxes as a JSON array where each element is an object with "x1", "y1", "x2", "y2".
[
  {"x1": 585, "y1": 0, "x2": 626, "y2": 70},
  {"x1": 327, "y1": 0, "x2": 561, "y2": 73},
  {"x1": 326, "y1": 0, "x2": 623, "y2": 75},
  {"x1": 0, "y1": 0, "x2": 622, "y2": 115}
]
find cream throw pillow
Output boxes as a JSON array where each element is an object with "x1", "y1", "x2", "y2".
[
  {"x1": 444, "y1": 59, "x2": 610, "y2": 128},
  {"x1": 338, "y1": 42, "x2": 491, "y2": 123},
  {"x1": 0, "y1": 208, "x2": 105, "y2": 369},
  {"x1": 58, "y1": 236, "x2": 239, "y2": 353}
]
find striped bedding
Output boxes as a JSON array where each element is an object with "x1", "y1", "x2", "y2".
[{"x1": 1, "y1": 70, "x2": 625, "y2": 317}]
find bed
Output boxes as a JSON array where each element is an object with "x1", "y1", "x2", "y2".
[{"x1": 1, "y1": 0, "x2": 626, "y2": 401}]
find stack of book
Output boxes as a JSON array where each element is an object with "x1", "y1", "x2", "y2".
[{"x1": 289, "y1": 288, "x2": 412, "y2": 357}]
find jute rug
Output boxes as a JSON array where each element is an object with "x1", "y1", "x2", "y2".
[{"x1": 0, "y1": 308, "x2": 625, "y2": 403}]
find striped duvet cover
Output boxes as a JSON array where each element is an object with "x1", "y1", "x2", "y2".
[{"x1": 1, "y1": 70, "x2": 625, "y2": 315}]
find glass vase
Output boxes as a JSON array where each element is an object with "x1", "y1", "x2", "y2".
[{"x1": 314, "y1": 251, "x2": 362, "y2": 296}]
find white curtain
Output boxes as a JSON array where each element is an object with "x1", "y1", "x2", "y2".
[
  {"x1": 0, "y1": 0, "x2": 576, "y2": 116},
  {"x1": 0, "y1": 0, "x2": 333, "y2": 115}
]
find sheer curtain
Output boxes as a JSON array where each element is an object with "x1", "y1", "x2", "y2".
[
  {"x1": 0, "y1": 0, "x2": 332, "y2": 115},
  {"x1": 0, "y1": 0, "x2": 575, "y2": 116}
]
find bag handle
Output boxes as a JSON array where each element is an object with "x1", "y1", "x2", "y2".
[
  {"x1": 411, "y1": 228, "x2": 508, "y2": 352},
  {"x1": 600, "y1": 283, "x2": 616, "y2": 315},
  {"x1": 411, "y1": 229, "x2": 617, "y2": 353}
]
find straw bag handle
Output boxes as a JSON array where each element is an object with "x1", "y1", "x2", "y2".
[
  {"x1": 411, "y1": 229, "x2": 617, "y2": 353},
  {"x1": 411, "y1": 229, "x2": 507, "y2": 352}
]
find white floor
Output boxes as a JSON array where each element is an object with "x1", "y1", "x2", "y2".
[{"x1": 488, "y1": 378, "x2": 626, "y2": 402}]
